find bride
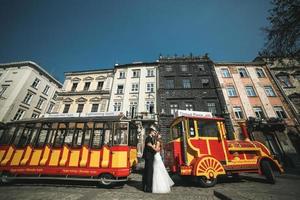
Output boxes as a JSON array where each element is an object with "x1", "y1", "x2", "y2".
[{"x1": 152, "y1": 133, "x2": 174, "y2": 193}]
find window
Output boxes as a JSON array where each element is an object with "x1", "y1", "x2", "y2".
[
  {"x1": 147, "y1": 69, "x2": 154, "y2": 77},
  {"x1": 92, "y1": 123, "x2": 104, "y2": 148},
  {"x1": 0, "y1": 85, "x2": 8, "y2": 97},
  {"x1": 197, "y1": 120, "x2": 219, "y2": 137},
  {"x1": 91, "y1": 104, "x2": 99, "y2": 112},
  {"x1": 117, "y1": 85, "x2": 124, "y2": 94},
  {"x1": 47, "y1": 103, "x2": 55, "y2": 113},
  {"x1": 71, "y1": 83, "x2": 78, "y2": 92},
  {"x1": 13, "y1": 109, "x2": 25, "y2": 120},
  {"x1": 114, "y1": 102, "x2": 122, "y2": 111},
  {"x1": 119, "y1": 71, "x2": 126, "y2": 79},
  {"x1": 264, "y1": 86, "x2": 276, "y2": 97},
  {"x1": 23, "y1": 92, "x2": 33, "y2": 104},
  {"x1": 277, "y1": 75, "x2": 293, "y2": 87},
  {"x1": 146, "y1": 101, "x2": 154, "y2": 114},
  {"x1": 233, "y1": 107, "x2": 244, "y2": 119},
  {"x1": 245, "y1": 86, "x2": 256, "y2": 97},
  {"x1": 198, "y1": 65, "x2": 205, "y2": 71},
  {"x1": 238, "y1": 68, "x2": 248, "y2": 78},
  {"x1": 227, "y1": 86, "x2": 237, "y2": 97},
  {"x1": 114, "y1": 123, "x2": 128, "y2": 145},
  {"x1": 166, "y1": 79, "x2": 174, "y2": 89},
  {"x1": 256, "y1": 68, "x2": 265, "y2": 78},
  {"x1": 165, "y1": 66, "x2": 172, "y2": 72},
  {"x1": 170, "y1": 104, "x2": 178, "y2": 115},
  {"x1": 185, "y1": 103, "x2": 193, "y2": 111},
  {"x1": 146, "y1": 83, "x2": 154, "y2": 92},
  {"x1": 131, "y1": 83, "x2": 139, "y2": 92},
  {"x1": 274, "y1": 106, "x2": 287, "y2": 119},
  {"x1": 253, "y1": 106, "x2": 265, "y2": 119},
  {"x1": 202, "y1": 79, "x2": 210, "y2": 88},
  {"x1": 52, "y1": 92, "x2": 58, "y2": 100},
  {"x1": 31, "y1": 78, "x2": 40, "y2": 89},
  {"x1": 221, "y1": 68, "x2": 231, "y2": 77},
  {"x1": 172, "y1": 122, "x2": 183, "y2": 139},
  {"x1": 36, "y1": 98, "x2": 45, "y2": 109},
  {"x1": 83, "y1": 82, "x2": 90, "y2": 91},
  {"x1": 207, "y1": 102, "x2": 217, "y2": 115},
  {"x1": 63, "y1": 104, "x2": 70, "y2": 113},
  {"x1": 132, "y1": 70, "x2": 140, "y2": 78},
  {"x1": 129, "y1": 102, "x2": 138, "y2": 118},
  {"x1": 77, "y1": 104, "x2": 84, "y2": 113},
  {"x1": 180, "y1": 65, "x2": 188, "y2": 72},
  {"x1": 97, "y1": 81, "x2": 104, "y2": 90},
  {"x1": 31, "y1": 113, "x2": 39, "y2": 118},
  {"x1": 182, "y1": 79, "x2": 191, "y2": 88},
  {"x1": 43, "y1": 85, "x2": 50, "y2": 95}
]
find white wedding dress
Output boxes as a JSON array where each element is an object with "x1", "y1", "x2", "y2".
[{"x1": 152, "y1": 152, "x2": 174, "y2": 193}]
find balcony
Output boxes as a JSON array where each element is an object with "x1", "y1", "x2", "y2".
[{"x1": 126, "y1": 111, "x2": 157, "y2": 121}]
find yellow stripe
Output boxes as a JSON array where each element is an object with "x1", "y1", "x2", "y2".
[
  {"x1": 20, "y1": 146, "x2": 33, "y2": 165},
  {"x1": 206, "y1": 139, "x2": 211, "y2": 155},
  {"x1": 48, "y1": 149, "x2": 61, "y2": 166},
  {"x1": 29, "y1": 149, "x2": 42, "y2": 166},
  {"x1": 59, "y1": 146, "x2": 70, "y2": 166},
  {"x1": 101, "y1": 147, "x2": 110, "y2": 168},
  {"x1": 69, "y1": 150, "x2": 80, "y2": 167},
  {"x1": 112, "y1": 151, "x2": 127, "y2": 168},
  {"x1": 0, "y1": 146, "x2": 14, "y2": 166},
  {"x1": 79, "y1": 146, "x2": 88, "y2": 167},
  {"x1": 0, "y1": 150, "x2": 5, "y2": 162},
  {"x1": 10, "y1": 149, "x2": 24, "y2": 166},
  {"x1": 90, "y1": 151, "x2": 100, "y2": 167},
  {"x1": 39, "y1": 146, "x2": 51, "y2": 166}
]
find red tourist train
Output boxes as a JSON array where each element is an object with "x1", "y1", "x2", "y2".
[
  {"x1": 0, "y1": 113, "x2": 138, "y2": 187},
  {"x1": 164, "y1": 111, "x2": 284, "y2": 187}
]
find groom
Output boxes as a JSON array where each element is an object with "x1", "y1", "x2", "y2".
[{"x1": 142, "y1": 125, "x2": 157, "y2": 193}]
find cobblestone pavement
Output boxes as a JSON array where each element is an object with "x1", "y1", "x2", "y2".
[{"x1": 0, "y1": 172, "x2": 299, "y2": 200}]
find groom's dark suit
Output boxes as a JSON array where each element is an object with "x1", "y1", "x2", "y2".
[{"x1": 142, "y1": 134, "x2": 156, "y2": 192}]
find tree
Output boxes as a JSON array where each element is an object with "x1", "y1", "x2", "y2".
[{"x1": 260, "y1": 0, "x2": 300, "y2": 61}]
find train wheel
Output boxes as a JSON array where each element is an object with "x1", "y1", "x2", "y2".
[
  {"x1": 197, "y1": 176, "x2": 217, "y2": 188},
  {"x1": 261, "y1": 160, "x2": 276, "y2": 184},
  {"x1": 98, "y1": 173, "x2": 115, "y2": 188}
]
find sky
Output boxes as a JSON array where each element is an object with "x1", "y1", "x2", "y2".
[{"x1": 0, "y1": 0, "x2": 272, "y2": 82}]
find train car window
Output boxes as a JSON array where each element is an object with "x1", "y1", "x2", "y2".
[
  {"x1": 12, "y1": 125, "x2": 25, "y2": 146},
  {"x1": 18, "y1": 126, "x2": 33, "y2": 148},
  {"x1": 64, "y1": 123, "x2": 74, "y2": 147},
  {"x1": 0, "y1": 126, "x2": 16, "y2": 145},
  {"x1": 47, "y1": 123, "x2": 58, "y2": 145},
  {"x1": 172, "y1": 122, "x2": 183, "y2": 139},
  {"x1": 36, "y1": 128, "x2": 48, "y2": 148},
  {"x1": 73, "y1": 123, "x2": 84, "y2": 148},
  {"x1": 53, "y1": 123, "x2": 67, "y2": 148},
  {"x1": 29, "y1": 123, "x2": 41, "y2": 145},
  {"x1": 128, "y1": 123, "x2": 138, "y2": 146},
  {"x1": 197, "y1": 120, "x2": 219, "y2": 137},
  {"x1": 84, "y1": 122, "x2": 93, "y2": 147},
  {"x1": 92, "y1": 122, "x2": 104, "y2": 149},
  {"x1": 114, "y1": 122, "x2": 128, "y2": 145},
  {"x1": 189, "y1": 119, "x2": 196, "y2": 137}
]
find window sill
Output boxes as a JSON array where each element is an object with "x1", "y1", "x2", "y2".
[
  {"x1": 115, "y1": 93, "x2": 124, "y2": 95},
  {"x1": 146, "y1": 75, "x2": 155, "y2": 78},
  {"x1": 31, "y1": 86, "x2": 38, "y2": 90},
  {"x1": 283, "y1": 86, "x2": 296, "y2": 89}
]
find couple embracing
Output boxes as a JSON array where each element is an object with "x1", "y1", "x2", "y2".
[{"x1": 142, "y1": 126, "x2": 174, "y2": 193}]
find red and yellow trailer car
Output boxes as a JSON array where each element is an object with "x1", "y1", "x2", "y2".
[
  {"x1": 0, "y1": 114, "x2": 138, "y2": 187},
  {"x1": 164, "y1": 114, "x2": 283, "y2": 187}
]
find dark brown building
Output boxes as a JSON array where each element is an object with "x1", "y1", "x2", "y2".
[{"x1": 157, "y1": 55, "x2": 233, "y2": 142}]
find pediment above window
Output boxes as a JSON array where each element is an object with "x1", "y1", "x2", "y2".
[
  {"x1": 90, "y1": 97, "x2": 101, "y2": 102},
  {"x1": 63, "y1": 97, "x2": 74, "y2": 103},
  {"x1": 96, "y1": 75, "x2": 106, "y2": 80},
  {"x1": 76, "y1": 97, "x2": 88, "y2": 102},
  {"x1": 276, "y1": 71, "x2": 289, "y2": 76},
  {"x1": 83, "y1": 76, "x2": 94, "y2": 81},
  {"x1": 72, "y1": 77, "x2": 81, "y2": 82}
]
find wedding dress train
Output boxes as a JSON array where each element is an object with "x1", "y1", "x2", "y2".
[{"x1": 152, "y1": 152, "x2": 174, "y2": 193}]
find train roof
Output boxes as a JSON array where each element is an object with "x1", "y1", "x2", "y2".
[
  {"x1": 5, "y1": 115, "x2": 130, "y2": 125},
  {"x1": 171, "y1": 115, "x2": 225, "y2": 125}
]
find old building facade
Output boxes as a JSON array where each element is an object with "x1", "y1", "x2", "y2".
[
  {"x1": 0, "y1": 61, "x2": 62, "y2": 122},
  {"x1": 53, "y1": 69, "x2": 113, "y2": 114},
  {"x1": 108, "y1": 62, "x2": 158, "y2": 157},
  {"x1": 158, "y1": 55, "x2": 232, "y2": 142},
  {"x1": 214, "y1": 61, "x2": 299, "y2": 166}
]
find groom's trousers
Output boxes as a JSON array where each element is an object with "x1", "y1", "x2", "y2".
[{"x1": 142, "y1": 157, "x2": 154, "y2": 192}]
